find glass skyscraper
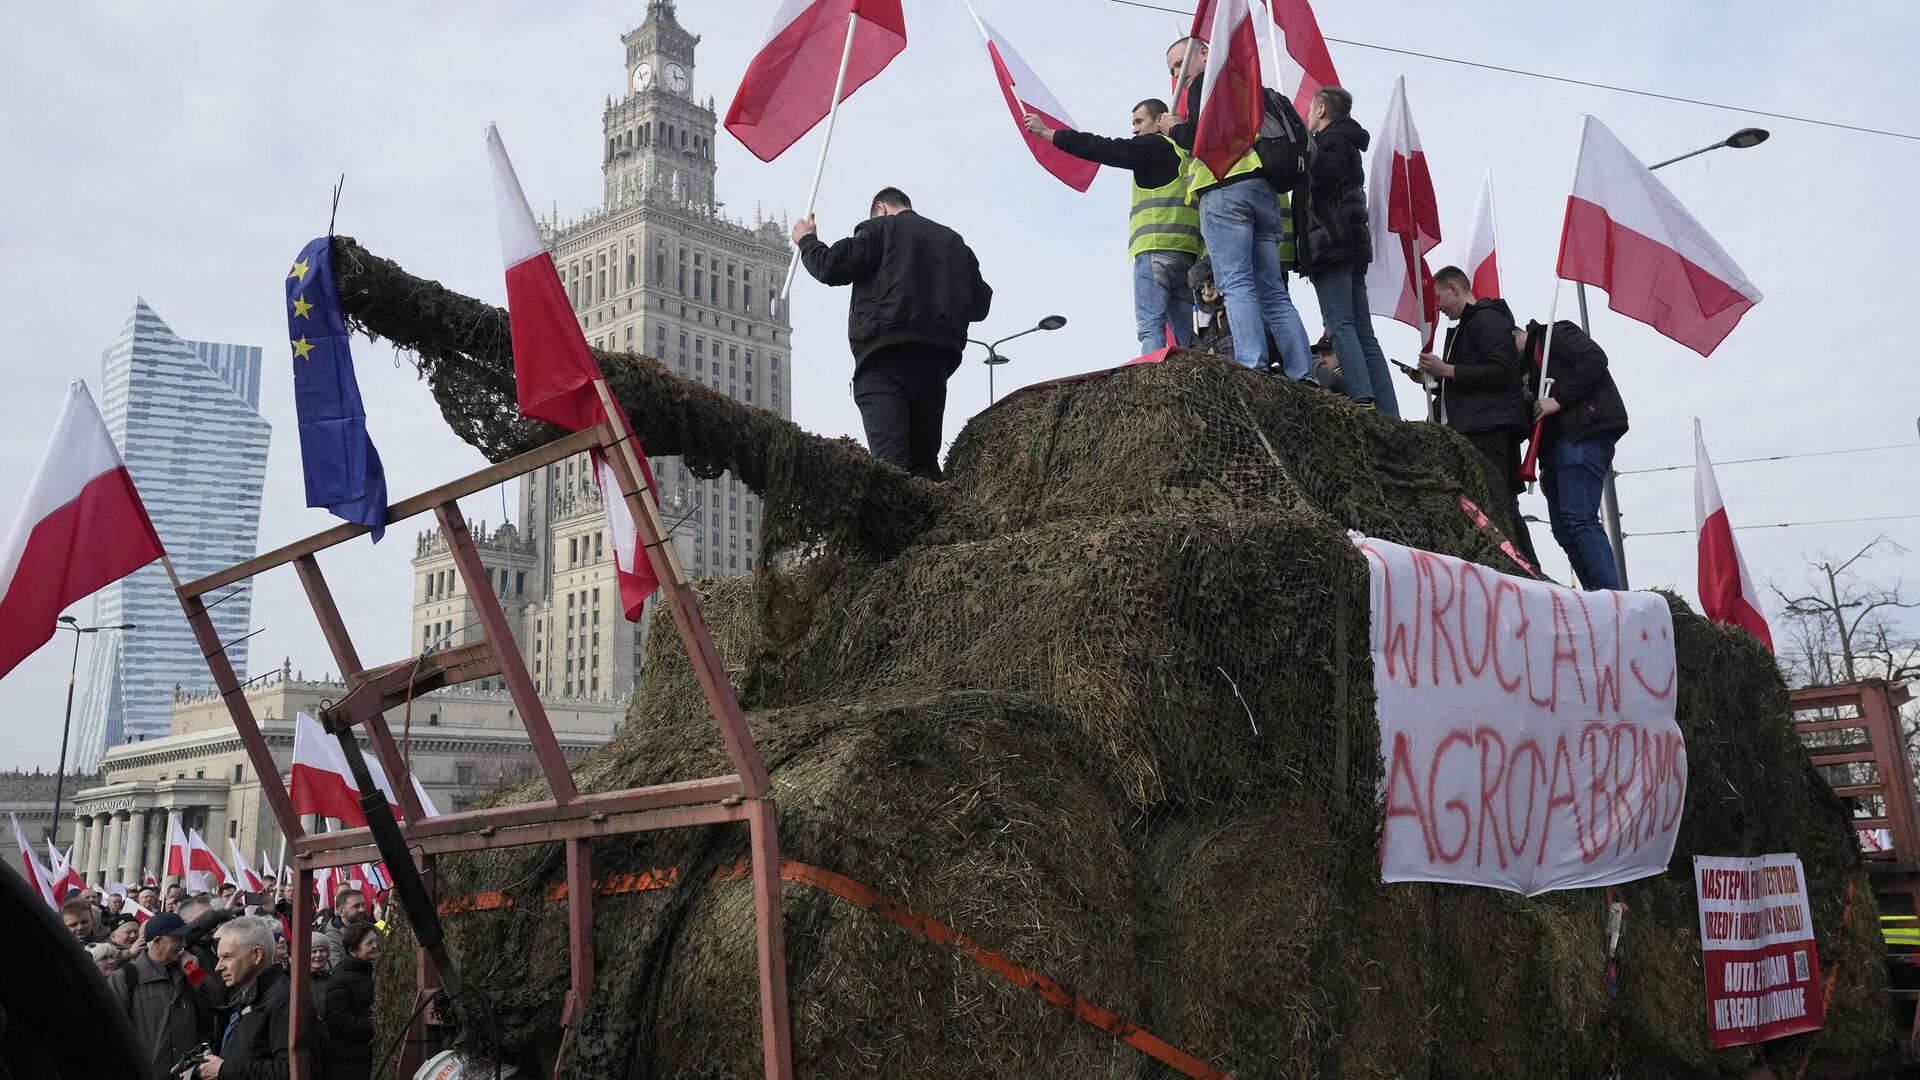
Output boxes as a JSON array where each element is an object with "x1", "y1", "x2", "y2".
[{"x1": 72, "y1": 300, "x2": 271, "y2": 768}]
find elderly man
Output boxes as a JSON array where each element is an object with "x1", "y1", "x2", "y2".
[
  {"x1": 194, "y1": 917, "x2": 294, "y2": 1078},
  {"x1": 111, "y1": 912, "x2": 215, "y2": 1079}
]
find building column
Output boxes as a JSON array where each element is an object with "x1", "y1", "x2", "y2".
[
  {"x1": 130, "y1": 808, "x2": 155, "y2": 884},
  {"x1": 102, "y1": 812, "x2": 126, "y2": 886},
  {"x1": 71, "y1": 812, "x2": 95, "y2": 882}
]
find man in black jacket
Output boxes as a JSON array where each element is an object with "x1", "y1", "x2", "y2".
[
  {"x1": 795, "y1": 188, "x2": 992, "y2": 481},
  {"x1": 1023, "y1": 99, "x2": 1202, "y2": 355},
  {"x1": 194, "y1": 916, "x2": 293, "y2": 1078},
  {"x1": 1300, "y1": 86, "x2": 1396, "y2": 415},
  {"x1": 1518, "y1": 318, "x2": 1629, "y2": 589},
  {"x1": 1414, "y1": 266, "x2": 1539, "y2": 567}
]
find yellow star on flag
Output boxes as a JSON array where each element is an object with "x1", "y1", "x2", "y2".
[
  {"x1": 291, "y1": 295, "x2": 314, "y2": 319},
  {"x1": 289, "y1": 258, "x2": 309, "y2": 281},
  {"x1": 291, "y1": 336, "x2": 316, "y2": 360}
]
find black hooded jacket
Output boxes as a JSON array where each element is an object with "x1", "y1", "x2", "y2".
[
  {"x1": 1523, "y1": 320, "x2": 1629, "y2": 448},
  {"x1": 1438, "y1": 298, "x2": 1530, "y2": 437},
  {"x1": 799, "y1": 210, "x2": 993, "y2": 367},
  {"x1": 1298, "y1": 115, "x2": 1373, "y2": 273}
]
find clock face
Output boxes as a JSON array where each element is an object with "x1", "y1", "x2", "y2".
[
  {"x1": 632, "y1": 63, "x2": 653, "y2": 93},
  {"x1": 664, "y1": 63, "x2": 688, "y2": 95}
]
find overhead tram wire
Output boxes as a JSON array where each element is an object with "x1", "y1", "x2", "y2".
[
  {"x1": 1613, "y1": 441, "x2": 1920, "y2": 476},
  {"x1": 1102, "y1": 0, "x2": 1920, "y2": 144},
  {"x1": 1626, "y1": 512, "x2": 1920, "y2": 538}
]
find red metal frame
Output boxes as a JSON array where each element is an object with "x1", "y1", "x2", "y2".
[{"x1": 170, "y1": 418, "x2": 793, "y2": 1080}]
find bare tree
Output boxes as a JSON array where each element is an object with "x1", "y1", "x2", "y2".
[{"x1": 1768, "y1": 537, "x2": 1920, "y2": 686}]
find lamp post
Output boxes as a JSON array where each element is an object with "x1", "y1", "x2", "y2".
[
  {"x1": 969, "y1": 315, "x2": 1068, "y2": 403},
  {"x1": 1584, "y1": 127, "x2": 1768, "y2": 588},
  {"x1": 51, "y1": 616, "x2": 134, "y2": 844}
]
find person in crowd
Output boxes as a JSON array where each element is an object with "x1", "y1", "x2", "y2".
[
  {"x1": 322, "y1": 921, "x2": 380, "y2": 1080},
  {"x1": 178, "y1": 895, "x2": 232, "y2": 1009},
  {"x1": 109, "y1": 916, "x2": 143, "y2": 949},
  {"x1": 165, "y1": 885, "x2": 186, "y2": 912},
  {"x1": 1022, "y1": 99, "x2": 1202, "y2": 356},
  {"x1": 1299, "y1": 86, "x2": 1396, "y2": 414},
  {"x1": 61, "y1": 896, "x2": 102, "y2": 944},
  {"x1": 111, "y1": 912, "x2": 215, "y2": 1080},
  {"x1": 1308, "y1": 335, "x2": 1346, "y2": 395},
  {"x1": 215, "y1": 882, "x2": 239, "y2": 911},
  {"x1": 87, "y1": 941, "x2": 130, "y2": 976},
  {"x1": 308, "y1": 938, "x2": 334, "y2": 994},
  {"x1": 137, "y1": 885, "x2": 161, "y2": 912},
  {"x1": 193, "y1": 917, "x2": 292, "y2": 1078},
  {"x1": 1516, "y1": 317, "x2": 1629, "y2": 589},
  {"x1": 320, "y1": 885, "x2": 368, "y2": 964},
  {"x1": 1412, "y1": 266, "x2": 1540, "y2": 567},
  {"x1": 1160, "y1": 37, "x2": 1312, "y2": 379},
  {"x1": 794, "y1": 188, "x2": 992, "y2": 482},
  {"x1": 106, "y1": 891, "x2": 126, "y2": 918}
]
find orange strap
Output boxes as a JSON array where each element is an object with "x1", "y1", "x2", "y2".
[
  {"x1": 443, "y1": 861, "x2": 1234, "y2": 1080},
  {"x1": 1456, "y1": 493, "x2": 1538, "y2": 576},
  {"x1": 1795, "y1": 875, "x2": 1858, "y2": 1080}
]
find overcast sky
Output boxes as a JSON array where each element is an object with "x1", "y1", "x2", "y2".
[{"x1": 3, "y1": 1, "x2": 1917, "y2": 771}]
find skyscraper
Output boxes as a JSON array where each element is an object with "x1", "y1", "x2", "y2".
[
  {"x1": 73, "y1": 300, "x2": 271, "y2": 768},
  {"x1": 412, "y1": 1, "x2": 795, "y2": 699}
]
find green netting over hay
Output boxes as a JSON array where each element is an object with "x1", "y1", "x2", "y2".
[{"x1": 342, "y1": 243, "x2": 1895, "y2": 1079}]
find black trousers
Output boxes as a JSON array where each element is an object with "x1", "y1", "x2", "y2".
[
  {"x1": 853, "y1": 344, "x2": 958, "y2": 481},
  {"x1": 1463, "y1": 428, "x2": 1542, "y2": 571}
]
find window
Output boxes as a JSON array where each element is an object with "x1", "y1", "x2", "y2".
[
  {"x1": 234, "y1": 763, "x2": 244, "y2": 782},
  {"x1": 695, "y1": 337, "x2": 705, "y2": 354},
  {"x1": 516, "y1": 571, "x2": 526, "y2": 595},
  {"x1": 625, "y1": 325, "x2": 635, "y2": 344},
  {"x1": 626, "y1": 254, "x2": 636, "y2": 288},
  {"x1": 592, "y1": 587, "x2": 601, "y2": 604},
  {"x1": 569, "y1": 537, "x2": 578, "y2": 564},
  {"x1": 456, "y1": 764, "x2": 475, "y2": 785},
  {"x1": 591, "y1": 676, "x2": 600, "y2": 693},
  {"x1": 567, "y1": 593, "x2": 575, "y2": 609},
  {"x1": 229, "y1": 820, "x2": 238, "y2": 838}
]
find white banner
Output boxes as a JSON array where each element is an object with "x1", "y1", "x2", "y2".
[
  {"x1": 1354, "y1": 534, "x2": 1687, "y2": 895},
  {"x1": 1693, "y1": 853, "x2": 1823, "y2": 1046}
]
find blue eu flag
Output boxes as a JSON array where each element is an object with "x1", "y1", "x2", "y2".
[{"x1": 286, "y1": 237, "x2": 387, "y2": 540}]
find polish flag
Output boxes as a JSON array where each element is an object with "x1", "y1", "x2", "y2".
[
  {"x1": 229, "y1": 838, "x2": 264, "y2": 893},
  {"x1": 164, "y1": 814, "x2": 189, "y2": 880},
  {"x1": 10, "y1": 814, "x2": 55, "y2": 908},
  {"x1": 1464, "y1": 171, "x2": 1501, "y2": 299},
  {"x1": 125, "y1": 897, "x2": 154, "y2": 925},
  {"x1": 1261, "y1": 0, "x2": 1340, "y2": 117},
  {"x1": 1188, "y1": 0, "x2": 1264, "y2": 182},
  {"x1": 489, "y1": 124, "x2": 660, "y2": 619},
  {"x1": 260, "y1": 851, "x2": 280, "y2": 891},
  {"x1": 1694, "y1": 421, "x2": 1772, "y2": 650},
  {"x1": 1558, "y1": 115, "x2": 1761, "y2": 357},
  {"x1": 0, "y1": 381, "x2": 163, "y2": 680},
  {"x1": 143, "y1": 868, "x2": 156, "y2": 887},
  {"x1": 967, "y1": 5, "x2": 1097, "y2": 192},
  {"x1": 185, "y1": 828, "x2": 229, "y2": 889},
  {"x1": 725, "y1": 0, "x2": 908, "y2": 163},
  {"x1": 105, "y1": 880, "x2": 128, "y2": 898},
  {"x1": 289, "y1": 711, "x2": 436, "y2": 827},
  {"x1": 44, "y1": 842, "x2": 84, "y2": 903},
  {"x1": 1365, "y1": 75, "x2": 1441, "y2": 349}
]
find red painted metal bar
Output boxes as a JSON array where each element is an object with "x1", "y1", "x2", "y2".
[
  {"x1": 291, "y1": 863, "x2": 316, "y2": 1080},
  {"x1": 296, "y1": 801, "x2": 750, "y2": 870},
  {"x1": 433, "y1": 501, "x2": 579, "y2": 803},
  {"x1": 558, "y1": 837, "x2": 596, "y2": 1079},
  {"x1": 589, "y1": 392, "x2": 771, "y2": 795},
  {"x1": 747, "y1": 798, "x2": 796, "y2": 1080}
]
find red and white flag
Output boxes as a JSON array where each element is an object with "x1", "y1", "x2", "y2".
[
  {"x1": 44, "y1": 842, "x2": 84, "y2": 903},
  {"x1": 143, "y1": 868, "x2": 156, "y2": 887},
  {"x1": 489, "y1": 124, "x2": 660, "y2": 619},
  {"x1": 0, "y1": 381, "x2": 163, "y2": 680},
  {"x1": 289, "y1": 711, "x2": 436, "y2": 827},
  {"x1": 10, "y1": 814, "x2": 55, "y2": 908},
  {"x1": 1694, "y1": 420, "x2": 1772, "y2": 650},
  {"x1": 1463, "y1": 171, "x2": 1501, "y2": 299},
  {"x1": 725, "y1": 0, "x2": 908, "y2": 163},
  {"x1": 966, "y1": 5, "x2": 1097, "y2": 192},
  {"x1": 1558, "y1": 115, "x2": 1761, "y2": 356},
  {"x1": 1260, "y1": 0, "x2": 1340, "y2": 117},
  {"x1": 164, "y1": 813, "x2": 189, "y2": 881},
  {"x1": 125, "y1": 897, "x2": 154, "y2": 925},
  {"x1": 229, "y1": 838, "x2": 264, "y2": 893},
  {"x1": 185, "y1": 828, "x2": 228, "y2": 889},
  {"x1": 1365, "y1": 75, "x2": 1441, "y2": 349},
  {"x1": 260, "y1": 850, "x2": 279, "y2": 890},
  {"x1": 1188, "y1": 0, "x2": 1264, "y2": 182}
]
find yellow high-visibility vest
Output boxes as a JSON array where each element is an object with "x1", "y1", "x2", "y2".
[{"x1": 1129, "y1": 137, "x2": 1204, "y2": 259}]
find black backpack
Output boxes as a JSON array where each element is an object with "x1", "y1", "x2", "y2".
[{"x1": 1255, "y1": 88, "x2": 1311, "y2": 190}]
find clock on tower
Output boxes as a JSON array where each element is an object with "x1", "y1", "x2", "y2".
[{"x1": 606, "y1": 0, "x2": 715, "y2": 212}]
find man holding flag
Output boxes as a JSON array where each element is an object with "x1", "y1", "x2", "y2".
[
  {"x1": 1300, "y1": 86, "x2": 1396, "y2": 413},
  {"x1": 1516, "y1": 317, "x2": 1628, "y2": 589},
  {"x1": 1024, "y1": 99, "x2": 1203, "y2": 356}
]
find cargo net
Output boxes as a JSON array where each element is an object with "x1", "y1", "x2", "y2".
[{"x1": 340, "y1": 241, "x2": 1895, "y2": 1078}]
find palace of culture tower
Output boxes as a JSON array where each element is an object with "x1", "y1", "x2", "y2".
[{"x1": 412, "y1": 1, "x2": 793, "y2": 701}]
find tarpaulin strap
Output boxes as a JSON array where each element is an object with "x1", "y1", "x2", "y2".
[
  {"x1": 1455, "y1": 494, "x2": 1538, "y2": 576},
  {"x1": 1602, "y1": 889, "x2": 1629, "y2": 1080},
  {"x1": 436, "y1": 867, "x2": 680, "y2": 914},
  {"x1": 1795, "y1": 876, "x2": 1859, "y2": 1080}
]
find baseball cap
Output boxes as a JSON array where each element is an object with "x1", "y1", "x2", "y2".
[
  {"x1": 1311, "y1": 334, "x2": 1335, "y2": 355},
  {"x1": 142, "y1": 912, "x2": 188, "y2": 941}
]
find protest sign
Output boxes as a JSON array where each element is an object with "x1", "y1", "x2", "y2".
[{"x1": 1694, "y1": 853, "x2": 1823, "y2": 1047}]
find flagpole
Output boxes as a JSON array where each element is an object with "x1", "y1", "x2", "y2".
[{"x1": 782, "y1": 11, "x2": 862, "y2": 300}]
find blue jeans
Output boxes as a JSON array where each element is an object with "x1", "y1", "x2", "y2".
[
  {"x1": 1541, "y1": 431, "x2": 1621, "y2": 590},
  {"x1": 1310, "y1": 259, "x2": 1399, "y2": 417},
  {"x1": 1133, "y1": 250, "x2": 1196, "y2": 355},
  {"x1": 1196, "y1": 179, "x2": 1310, "y2": 378}
]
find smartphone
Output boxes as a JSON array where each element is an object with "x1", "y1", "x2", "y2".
[{"x1": 1389, "y1": 357, "x2": 1420, "y2": 375}]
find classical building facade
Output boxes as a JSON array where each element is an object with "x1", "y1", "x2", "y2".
[
  {"x1": 412, "y1": 0, "x2": 794, "y2": 700},
  {"x1": 67, "y1": 661, "x2": 624, "y2": 887},
  {"x1": 0, "y1": 771, "x2": 88, "y2": 849},
  {"x1": 73, "y1": 300, "x2": 270, "y2": 768}
]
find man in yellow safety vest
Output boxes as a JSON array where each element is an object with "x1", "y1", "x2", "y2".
[{"x1": 1024, "y1": 100, "x2": 1204, "y2": 356}]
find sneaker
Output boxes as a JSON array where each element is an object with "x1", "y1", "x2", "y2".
[{"x1": 1355, "y1": 397, "x2": 1377, "y2": 410}]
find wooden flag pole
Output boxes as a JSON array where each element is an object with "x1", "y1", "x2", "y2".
[{"x1": 782, "y1": 11, "x2": 862, "y2": 301}]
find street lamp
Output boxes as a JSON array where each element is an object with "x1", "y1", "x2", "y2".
[
  {"x1": 969, "y1": 315, "x2": 1068, "y2": 403},
  {"x1": 1586, "y1": 127, "x2": 1769, "y2": 589},
  {"x1": 52, "y1": 616, "x2": 134, "y2": 848}
]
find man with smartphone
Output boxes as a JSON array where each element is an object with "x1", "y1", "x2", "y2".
[{"x1": 1411, "y1": 265, "x2": 1539, "y2": 568}]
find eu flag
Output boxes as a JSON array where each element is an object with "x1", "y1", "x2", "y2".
[{"x1": 286, "y1": 237, "x2": 388, "y2": 540}]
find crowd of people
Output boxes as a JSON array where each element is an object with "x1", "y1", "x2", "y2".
[
  {"x1": 61, "y1": 882, "x2": 385, "y2": 1078},
  {"x1": 794, "y1": 34, "x2": 1629, "y2": 592}
]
